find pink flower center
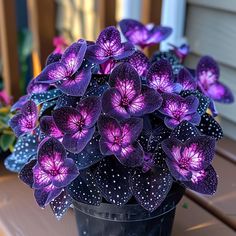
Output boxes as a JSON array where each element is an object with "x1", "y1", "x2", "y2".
[
  {"x1": 121, "y1": 97, "x2": 130, "y2": 107},
  {"x1": 179, "y1": 157, "x2": 190, "y2": 169}
]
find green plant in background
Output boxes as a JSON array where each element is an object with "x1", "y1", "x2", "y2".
[
  {"x1": 0, "y1": 91, "x2": 16, "y2": 153},
  {"x1": 18, "y1": 29, "x2": 33, "y2": 94}
]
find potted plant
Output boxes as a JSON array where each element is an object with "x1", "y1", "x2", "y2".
[{"x1": 5, "y1": 19, "x2": 234, "y2": 236}]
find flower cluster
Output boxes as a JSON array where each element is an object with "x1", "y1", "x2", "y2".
[{"x1": 6, "y1": 19, "x2": 233, "y2": 218}]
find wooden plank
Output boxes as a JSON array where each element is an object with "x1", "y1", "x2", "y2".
[
  {"x1": 173, "y1": 197, "x2": 235, "y2": 235},
  {"x1": 141, "y1": 0, "x2": 162, "y2": 56},
  {"x1": 27, "y1": 0, "x2": 55, "y2": 68},
  {"x1": 0, "y1": 0, "x2": 21, "y2": 100},
  {"x1": 0, "y1": 174, "x2": 77, "y2": 236},
  {"x1": 217, "y1": 136, "x2": 236, "y2": 163},
  {"x1": 187, "y1": 0, "x2": 236, "y2": 13},
  {"x1": 98, "y1": 0, "x2": 116, "y2": 29},
  {"x1": 185, "y1": 5, "x2": 236, "y2": 68},
  {"x1": 184, "y1": 154, "x2": 236, "y2": 231}
]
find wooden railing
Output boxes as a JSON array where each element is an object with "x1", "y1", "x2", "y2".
[{"x1": 0, "y1": 0, "x2": 162, "y2": 101}]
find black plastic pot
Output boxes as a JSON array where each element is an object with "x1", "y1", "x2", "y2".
[{"x1": 73, "y1": 183, "x2": 185, "y2": 236}]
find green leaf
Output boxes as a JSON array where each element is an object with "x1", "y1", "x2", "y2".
[
  {"x1": 182, "y1": 202, "x2": 189, "y2": 209},
  {"x1": 0, "y1": 134, "x2": 15, "y2": 151}
]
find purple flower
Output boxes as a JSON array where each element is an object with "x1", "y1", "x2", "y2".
[
  {"x1": 159, "y1": 93, "x2": 200, "y2": 129},
  {"x1": 102, "y1": 63, "x2": 162, "y2": 119},
  {"x1": 27, "y1": 79, "x2": 50, "y2": 95},
  {"x1": 36, "y1": 40, "x2": 91, "y2": 96},
  {"x1": 196, "y1": 56, "x2": 234, "y2": 103},
  {"x1": 146, "y1": 60, "x2": 182, "y2": 94},
  {"x1": 125, "y1": 50, "x2": 150, "y2": 77},
  {"x1": 177, "y1": 67, "x2": 197, "y2": 91},
  {"x1": 162, "y1": 136, "x2": 217, "y2": 194},
  {"x1": 98, "y1": 115, "x2": 144, "y2": 167},
  {"x1": 53, "y1": 96, "x2": 102, "y2": 153},
  {"x1": 86, "y1": 26, "x2": 135, "y2": 64},
  {"x1": 40, "y1": 116, "x2": 63, "y2": 139},
  {"x1": 119, "y1": 19, "x2": 172, "y2": 48},
  {"x1": 170, "y1": 43, "x2": 190, "y2": 61},
  {"x1": 9, "y1": 100, "x2": 38, "y2": 137},
  {"x1": 32, "y1": 137, "x2": 79, "y2": 207}
]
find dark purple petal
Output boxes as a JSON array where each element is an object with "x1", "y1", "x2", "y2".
[
  {"x1": 126, "y1": 50, "x2": 150, "y2": 77},
  {"x1": 40, "y1": 116, "x2": 63, "y2": 138},
  {"x1": 120, "y1": 118, "x2": 143, "y2": 145},
  {"x1": 33, "y1": 163, "x2": 52, "y2": 188},
  {"x1": 117, "y1": 142, "x2": 144, "y2": 167},
  {"x1": 36, "y1": 62, "x2": 67, "y2": 83},
  {"x1": 128, "y1": 86, "x2": 162, "y2": 116},
  {"x1": 68, "y1": 135, "x2": 104, "y2": 170},
  {"x1": 207, "y1": 82, "x2": 234, "y2": 103},
  {"x1": 142, "y1": 153, "x2": 155, "y2": 173},
  {"x1": 95, "y1": 157, "x2": 132, "y2": 206},
  {"x1": 38, "y1": 137, "x2": 67, "y2": 171},
  {"x1": 171, "y1": 121, "x2": 200, "y2": 142},
  {"x1": 62, "y1": 127, "x2": 95, "y2": 153},
  {"x1": 19, "y1": 159, "x2": 37, "y2": 187},
  {"x1": 209, "y1": 100, "x2": 218, "y2": 117},
  {"x1": 109, "y1": 63, "x2": 141, "y2": 99},
  {"x1": 102, "y1": 88, "x2": 130, "y2": 119},
  {"x1": 197, "y1": 113, "x2": 223, "y2": 140},
  {"x1": 119, "y1": 19, "x2": 148, "y2": 46},
  {"x1": 34, "y1": 185, "x2": 62, "y2": 208},
  {"x1": 52, "y1": 158, "x2": 79, "y2": 188},
  {"x1": 53, "y1": 107, "x2": 82, "y2": 134},
  {"x1": 183, "y1": 165, "x2": 217, "y2": 195},
  {"x1": 146, "y1": 26, "x2": 172, "y2": 45},
  {"x1": 11, "y1": 95, "x2": 28, "y2": 112},
  {"x1": 112, "y1": 41, "x2": 135, "y2": 60},
  {"x1": 99, "y1": 137, "x2": 121, "y2": 155},
  {"x1": 131, "y1": 166, "x2": 173, "y2": 212},
  {"x1": 100, "y1": 59, "x2": 116, "y2": 74},
  {"x1": 46, "y1": 52, "x2": 62, "y2": 66},
  {"x1": 50, "y1": 189, "x2": 72, "y2": 219},
  {"x1": 170, "y1": 43, "x2": 190, "y2": 61},
  {"x1": 146, "y1": 60, "x2": 177, "y2": 93},
  {"x1": 27, "y1": 79, "x2": 50, "y2": 94},
  {"x1": 56, "y1": 66, "x2": 91, "y2": 96},
  {"x1": 21, "y1": 100, "x2": 38, "y2": 116},
  {"x1": 9, "y1": 114, "x2": 34, "y2": 137},
  {"x1": 165, "y1": 157, "x2": 192, "y2": 181},
  {"x1": 162, "y1": 136, "x2": 216, "y2": 180},
  {"x1": 183, "y1": 136, "x2": 216, "y2": 171},
  {"x1": 160, "y1": 93, "x2": 200, "y2": 128},
  {"x1": 86, "y1": 45, "x2": 108, "y2": 64},
  {"x1": 97, "y1": 115, "x2": 121, "y2": 143},
  {"x1": 181, "y1": 90, "x2": 210, "y2": 116},
  {"x1": 97, "y1": 26, "x2": 122, "y2": 51},
  {"x1": 68, "y1": 169, "x2": 102, "y2": 205},
  {"x1": 177, "y1": 68, "x2": 197, "y2": 91},
  {"x1": 9, "y1": 100, "x2": 38, "y2": 137},
  {"x1": 61, "y1": 40, "x2": 87, "y2": 74},
  {"x1": 76, "y1": 96, "x2": 102, "y2": 127},
  {"x1": 162, "y1": 138, "x2": 192, "y2": 181},
  {"x1": 197, "y1": 56, "x2": 219, "y2": 85}
]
